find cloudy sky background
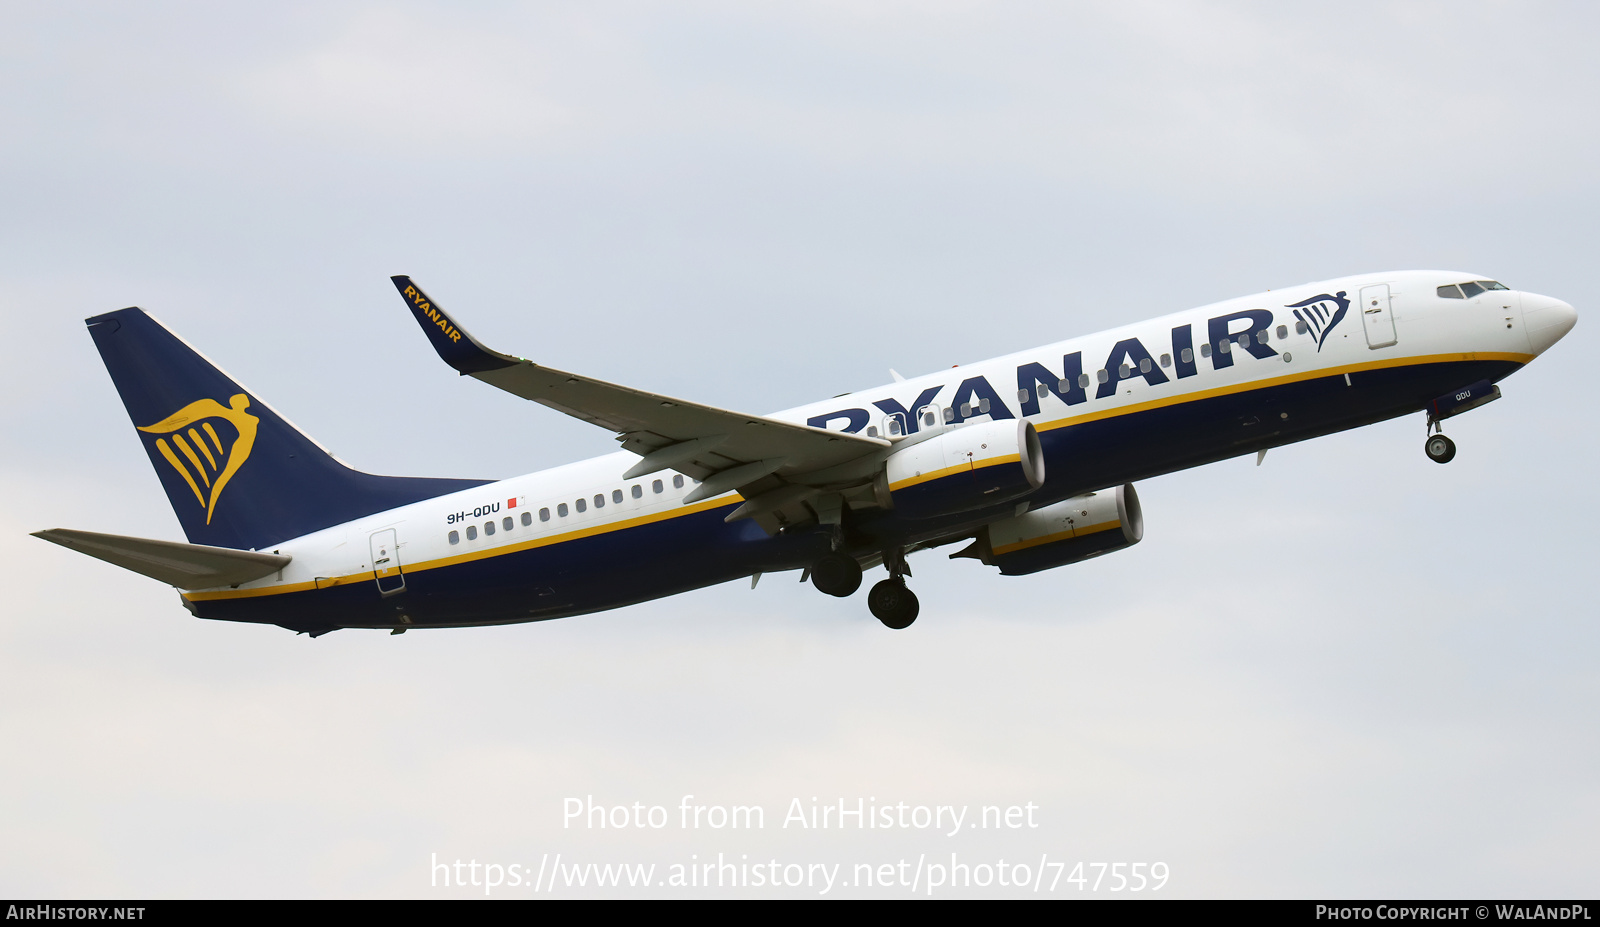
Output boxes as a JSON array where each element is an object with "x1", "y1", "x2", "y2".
[{"x1": 2, "y1": 1, "x2": 1596, "y2": 898}]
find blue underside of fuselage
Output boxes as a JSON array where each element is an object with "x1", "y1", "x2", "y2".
[{"x1": 194, "y1": 358, "x2": 1519, "y2": 634}]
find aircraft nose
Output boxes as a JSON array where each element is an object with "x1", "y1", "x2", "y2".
[{"x1": 1522, "y1": 292, "x2": 1578, "y2": 355}]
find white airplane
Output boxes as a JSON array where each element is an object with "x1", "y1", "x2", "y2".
[{"x1": 34, "y1": 271, "x2": 1576, "y2": 636}]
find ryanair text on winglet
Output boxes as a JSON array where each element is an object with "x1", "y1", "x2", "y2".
[{"x1": 405, "y1": 285, "x2": 463, "y2": 343}]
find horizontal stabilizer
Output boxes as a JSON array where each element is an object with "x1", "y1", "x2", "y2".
[{"x1": 32, "y1": 528, "x2": 291, "y2": 589}]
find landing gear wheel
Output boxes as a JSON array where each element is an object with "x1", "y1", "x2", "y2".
[
  {"x1": 868, "y1": 579, "x2": 919, "y2": 630},
  {"x1": 811, "y1": 553, "x2": 862, "y2": 597},
  {"x1": 1425, "y1": 434, "x2": 1457, "y2": 464}
]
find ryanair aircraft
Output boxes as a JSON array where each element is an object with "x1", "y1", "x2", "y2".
[{"x1": 34, "y1": 271, "x2": 1576, "y2": 635}]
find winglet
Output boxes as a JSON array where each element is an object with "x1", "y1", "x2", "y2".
[{"x1": 390, "y1": 276, "x2": 519, "y2": 374}]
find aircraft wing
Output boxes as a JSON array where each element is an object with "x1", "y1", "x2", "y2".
[{"x1": 391, "y1": 277, "x2": 889, "y2": 513}]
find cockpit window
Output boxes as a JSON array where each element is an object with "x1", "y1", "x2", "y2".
[{"x1": 1439, "y1": 280, "x2": 1508, "y2": 300}]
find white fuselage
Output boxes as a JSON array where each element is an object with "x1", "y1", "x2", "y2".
[{"x1": 183, "y1": 270, "x2": 1573, "y2": 629}]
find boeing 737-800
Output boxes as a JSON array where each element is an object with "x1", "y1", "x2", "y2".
[{"x1": 34, "y1": 271, "x2": 1576, "y2": 635}]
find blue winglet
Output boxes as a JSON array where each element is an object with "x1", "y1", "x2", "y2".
[{"x1": 390, "y1": 276, "x2": 518, "y2": 375}]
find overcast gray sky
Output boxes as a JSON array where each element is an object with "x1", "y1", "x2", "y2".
[{"x1": 2, "y1": 1, "x2": 1597, "y2": 898}]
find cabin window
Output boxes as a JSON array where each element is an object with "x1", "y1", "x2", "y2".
[
  {"x1": 1255, "y1": 329, "x2": 1268, "y2": 343},
  {"x1": 593, "y1": 494, "x2": 604, "y2": 509},
  {"x1": 1119, "y1": 363, "x2": 1131, "y2": 378},
  {"x1": 653, "y1": 479, "x2": 663, "y2": 494},
  {"x1": 484, "y1": 521, "x2": 495, "y2": 536},
  {"x1": 1277, "y1": 325, "x2": 1288, "y2": 340},
  {"x1": 521, "y1": 511, "x2": 532, "y2": 526},
  {"x1": 960, "y1": 403, "x2": 972, "y2": 416},
  {"x1": 1139, "y1": 358, "x2": 1152, "y2": 374},
  {"x1": 466, "y1": 525, "x2": 477, "y2": 540},
  {"x1": 1180, "y1": 347, "x2": 1193, "y2": 364},
  {"x1": 1219, "y1": 339, "x2": 1232, "y2": 354},
  {"x1": 1016, "y1": 389, "x2": 1029, "y2": 403},
  {"x1": 867, "y1": 425, "x2": 878, "y2": 437},
  {"x1": 1200, "y1": 343, "x2": 1211, "y2": 358},
  {"x1": 1236, "y1": 333, "x2": 1250, "y2": 347},
  {"x1": 1282, "y1": 352, "x2": 1293, "y2": 363},
  {"x1": 1459, "y1": 281, "x2": 1486, "y2": 298},
  {"x1": 448, "y1": 530, "x2": 460, "y2": 545},
  {"x1": 575, "y1": 498, "x2": 586, "y2": 513},
  {"x1": 1077, "y1": 373, "x2": 1091, "y2": 389},
  {"x1": 887, "y1": 418, "x2": 902, "y2": 435},
  {"x1": 557, "y1": 503, "x2": 568, "y2": 517},
  {"x1": 503, "y1": 516, "x2": 513, "y2": 531},
  {"x1": 944, "y1": 407, "x2": 955, "y2": 423},
  {"x1": 613, "y1": 489, "x2": 623, "y2": 504},
  {"x1": 673, "y1": 474, "x2": 685, "y2": 489},
  {"x1": 539, "y1": 507, "x2": 550, "y2": 522},
  {"x1": 631, "y1": 484, "x2": 642, "y2": 499},
  {"x1": 1295, "y1": 320, "x2": 1309, "y2": 334},
  {"x1": 978, "y1": 398, "x2": 991, "y2": 413},
  {"x1": 1096, "y1": 369, "x2": 1109, "y2": 384},
  {"x1": 1160, "y1": 353, "x2": 1171, "y2": 368},
  {"x1": 923, "y1": 410, "x2": 937, "y2": 426}
]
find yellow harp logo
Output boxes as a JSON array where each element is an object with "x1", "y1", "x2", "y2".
[{"x1": 138, "y1": 394, "x2": 259, "y2": 524}]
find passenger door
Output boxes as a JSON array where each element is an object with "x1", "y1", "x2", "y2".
[{"x1": 1359, "y1": 284, "x2": 1398, "y2": 349}]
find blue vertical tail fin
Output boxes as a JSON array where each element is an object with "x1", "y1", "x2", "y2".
[{"x1": 88, "y1": 307, "x2": 489, "y2": 551}]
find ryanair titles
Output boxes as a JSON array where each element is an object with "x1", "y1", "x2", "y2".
[
  {"x1": 403, "y1": 285, "x2": 463, "y2": 343},
  {"x1": 809, "y1": 307, "x2": 1285, "y2": 434}
]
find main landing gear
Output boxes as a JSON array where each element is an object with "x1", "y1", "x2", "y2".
[
  {"x1": 810, "y1": 552, "x2": 862, "y2": 597},
  {"x1": 807, "y1": 547, "x2": 920, "y2": 629},
  {"x1": 868, "y1": 578, "x2": 919, "y2": 630}
]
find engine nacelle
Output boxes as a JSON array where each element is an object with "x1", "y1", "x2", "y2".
[
  {"x1": 953, "y1": 484, "x2": 1143, "y2": 575},
  {"x1": 884, "y1": 419, "x2": 1044, "y2": 520}
]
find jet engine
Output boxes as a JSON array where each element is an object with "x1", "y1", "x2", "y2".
[
  {"x1": 952, "y1": 484, "x2": 1142, "y2": 575},
  {"x1": 884, "y1": 419, "x2": 1044, "y2": 520}
]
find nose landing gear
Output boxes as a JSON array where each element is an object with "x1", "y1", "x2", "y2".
[
  {"x1": 1424, "y1": 414, "x2": 1457, "y2": 464},
  {"x1": 1423, "y1": 381, "x2": 1500, "y2": 464},
  {"x1": 1425, "y1": 433, "x2": 1457, "y2": 464}
]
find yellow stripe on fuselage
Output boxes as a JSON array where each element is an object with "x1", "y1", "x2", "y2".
[
  {"x1": 1031, "y1": 351, "x2": 1530, "y2": 435},
  {"x1": 185, "y1": 351, "x2": 1529, "y2": 603},
  {"x1": 184, "y1": 494, "x2": 744, "y2": 601}
]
